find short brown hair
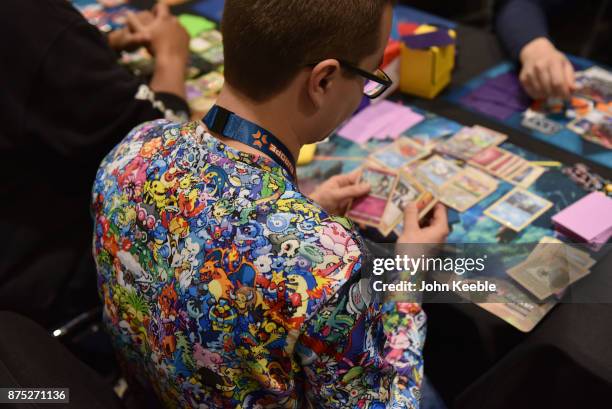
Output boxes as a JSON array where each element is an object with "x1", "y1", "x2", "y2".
[{"x1": 221, "y1": 0, "x2": 393, "y2": 101}]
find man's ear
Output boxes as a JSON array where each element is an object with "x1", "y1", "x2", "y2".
[{"x1": 307, "y1": 59, "x2": 341, "y2": 109}]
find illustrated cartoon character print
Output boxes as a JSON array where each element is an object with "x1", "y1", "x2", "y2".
[{"x1": 92, "y1": 119, "x2": 426, "y2": 408}]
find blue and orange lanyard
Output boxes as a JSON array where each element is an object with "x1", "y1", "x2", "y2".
[{"x1": 203, "y1": 105, "x2": 297, "y2": 180}]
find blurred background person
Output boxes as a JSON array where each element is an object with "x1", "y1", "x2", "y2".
[
  {"x1": 494, "y1": 0, "x2": 612, "y2": 99},
  {"x1": 0, "y1": 0, "x2": 189, "y2": 328}
]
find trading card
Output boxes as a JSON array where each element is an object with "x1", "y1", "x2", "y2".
[
  {"x1": 507, "y1": 238, "x2": 594, "y2": 301},
  {"x1": 468, "y1": 277, "x2": 557, "y2": 332},
  {"x1": 488, "y1": 153, "x2": 523, "y2": 177},
  {"x1": 379, "y1": 171, "x2": 437, "y2": 236},
  {"x1": 484, "y1": 188, "x2": 553, "y2": 232},
  {"x1": 198, "y1": 30, "x2": 223, "y2": 45},
  {"x1": 436, "y1": 126, "x2": 507, "y2": 160},
  {"x1": 370, "y1": 138, "x2": 430, "y2": 169},
  {"x1": 505, "y1": 163, "x2": 545, "y2": 188},
  {"x1": 347, "y1": 166, "x2": 398, "y2": 227},
  {"x1": 187, "y1": 55, "x2": 216, "y2": 79},
  {"x1": 521, "y1": 112, "x2": 563, "y2": 134},
  {"x1": 583, "y1": 66, "x2": 612, "y2": 82},
  {"x1": 567, "y1": 117, "x2": 593, "y2": 135},
  {"x1": 404, "y1": 116, "x2": 463, "y2": 147},
  {"x1": 201, "y1": 44, "x2": 224, "y2": 66},
  {"x1": 575, "y1": 66, "x2": 612, "y2": 103},
  {"x1": 507, "y1": 256, "x2": 575, "y2": 300},
  {"x1": 415, "y1": 155, "x2": 462, "y2": 191},
  {"x1": 497, "y1": 157, "x2": 527, "y2": 179},
  {"x1": 190, "y1": 37, "x2": 214, "y2": 54},
  {"x1": 468, "y1": 146, "x2": 508, "y2": 169},
  {"x1": 582, "y1": 115, "x2": 612, "y2": 149},
  {"x1": 438, "y1": 166, "x2": 498, "y2": 212},
  {"x1": 471, "y1": 125, "x2": 509, "y2": 143},
  {"x1": 191, "y1": 30, "x2": 223, "y2": 54}
]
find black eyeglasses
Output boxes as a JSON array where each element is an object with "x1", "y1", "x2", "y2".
[{"x1": 306, "y1": 60, "x2": 393, "y2": 99}]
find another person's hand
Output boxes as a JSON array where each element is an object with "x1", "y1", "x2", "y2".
[
  {"x1": 107, "y1": 11, "x2": 154, "y2": 52},
  {"x1": 309, "y1": 172, "x2": 371, "y2": 216},
  {"x1": 397, "y1": 202, "x2": 449, "y2": 244},
  {"x1": 126, "y1": 4, "x2": 189, "y2": 63},
  {"x1": 519, "y1": 37, "x2": 575, "y2": 100}
]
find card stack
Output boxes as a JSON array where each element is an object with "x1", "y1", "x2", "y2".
[
  {"x1": 469, "y1": 146, "x2": 546, "y2": 188},
  {"x1": 552, "y1": 192, "x2": 612, "y2": 250},
  {"x1": 507, "y1": 236, "x2": 595, "y2": 300}
]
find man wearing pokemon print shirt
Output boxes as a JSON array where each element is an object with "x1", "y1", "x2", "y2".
[{"x1": 92, "y1": 0, "x2": 449, "y2": 407}]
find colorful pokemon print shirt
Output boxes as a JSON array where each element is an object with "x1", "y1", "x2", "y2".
[{"x1": 92, "y1": 119, "x2": 427, "y2": 408}]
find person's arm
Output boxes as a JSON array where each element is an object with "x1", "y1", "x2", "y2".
[
  {"x1": 297, "y1": 278, "x2": 427, "y2": 407},
  {"x1": 494, "y1": 0, "x2": 575, "y2": 99},
  {"x1": 28, "y1": 15, "x2": 189, "y2": 162},
  {"x1": 295, "y1": 201, "x2": 448, "y2": 407},
  {"x1": 125, "y1": 4, "x2": 190, "y2": 99},
  {"x1": 495, "y1": 0, "x2": 549, "y2": 61}
]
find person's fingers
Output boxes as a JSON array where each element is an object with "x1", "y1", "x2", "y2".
[
  {"x1": 332, "y1": 183, "x2": 371, "y2": 201},
  {"x1": 126, "y1": 10, "x2": 147, "y2": 33},
  {"x1": 344, "y1": 170, "x2": 361, "y2": 184},
  {"x1": 132, "y1": 32, "x2": 150, "y2": 44},
  {"x1": 427, "y1": 203, "x2": 449, "y2": 235},
  {"x1": 402, "y1": 202, "x2": 421, "y2": 235},
  {"x1": 534, "y1": 63, "x2": 552, "y2": 97},
  {"x1": 563, "y1": 59, "x2": 576, "y2": 92},
  {"x1": 136, "y1": 10, "x2": 154, "y2": 25},
  {"x1": 333, "y1": 171, "x2": 360, "y2": 187},
  {"x1": 520, "y1": 68, "x2": 540, "y2": 100},
  {"x1": 154, "y1": 2, "x2": 170, "y2": 18},
  {"x1": 548, "y1": 59, "x2": 567, "y2": 98}
]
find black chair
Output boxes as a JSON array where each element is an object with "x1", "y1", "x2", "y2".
[{"x1": 0, "y1": 311, "x2": 124, "y2": 409}]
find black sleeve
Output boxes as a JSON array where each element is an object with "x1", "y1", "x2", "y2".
[
  {"x1": 493, "y1": 0, "x2": 550, "y2": 60},
  {"x1": 26, "y1": 19, "x2": 189, "y2": 161}
]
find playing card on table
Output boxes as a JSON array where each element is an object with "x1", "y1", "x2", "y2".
[
  {"x1": 403, "y1": 116, "x2": 463, "y2": 147},
  {"x1": 453, "y1": 276, "x2": 557, "y2": 333},
  {"x1": 582, "y1": 114, "x2": 612, "y2": 149},
  {"x1": 505, "y1": 163, "x2": 546, "y2": 188},
  {"x1": 415, "y1": 155, "x2": 462, "y2": 192},
  {"x1": 436, "y1": 126, "x2": 507, "y2": 160},
  {"x1": 521, "y1": 111, "x2": 563, "y2": 134},
  {"x1": 485, "y1": 150, "x2": 527, "y2": 179},
  {"x1": 468, "y1": 146, "x2": 508, "y2": 169},
  {"x1": 507, "y1": 236, "x2": 595, "y2": 300},
  {"x1": 484, "y1": 188, "x2": 553, "y2": 232},
  {"x1": 370, "y1": 138, "x2": 430, "y2": 170},
  {"x1": 575, "y1": 66, "x2": 612, "y2": 103},
  {"x1": 438, "y1": 166, "x2": 498, "y2": 212}
]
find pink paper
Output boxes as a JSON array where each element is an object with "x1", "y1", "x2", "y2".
[
  {"x1": 337, "y1": 101, "x2": 424, "y2": 144},
  {"x1": 552, "y1": 192, "x2": 612, "y2": 243}
]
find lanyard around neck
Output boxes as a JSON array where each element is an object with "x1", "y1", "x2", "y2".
[{"x1": 203, "y1": 105, "x2": 297, "y2": 180}]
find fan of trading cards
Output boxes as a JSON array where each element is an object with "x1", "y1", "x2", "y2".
[
  {"x1": 347, "y1": 125, "x2": 552, "y2": 237},
  {"x1": 525, "y1": 66, "x2": 612, "y2": 149}
]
